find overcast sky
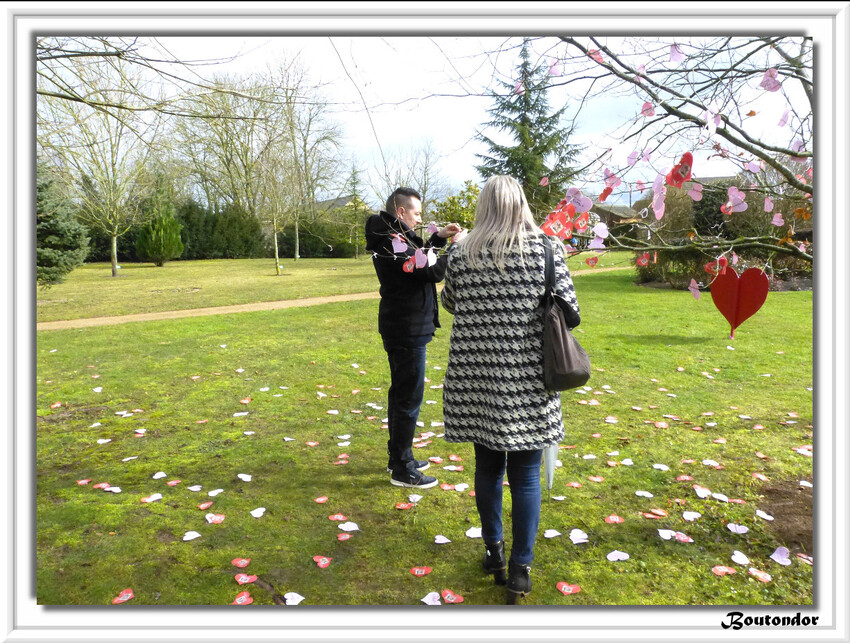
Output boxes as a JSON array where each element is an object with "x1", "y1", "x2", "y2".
[{"x1": 152, "y1": 35, "x2": 800, "y2": 209}]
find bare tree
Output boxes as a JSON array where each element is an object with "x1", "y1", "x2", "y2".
[
  {"x1": 549, "y1": 36, "x2": 812, "y2": 264},
  {"x1": 37, "y1": 55, "x2": 165, "y2": 276},
  {"x1": 369, "y1": 139, "x2": 451, "y2": 220}
]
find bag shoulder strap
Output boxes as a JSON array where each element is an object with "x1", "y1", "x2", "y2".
[{"x1": 541, "y1": 234, "x2": 556, "y2": 299}]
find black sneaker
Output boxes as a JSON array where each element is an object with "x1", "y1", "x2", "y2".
[
  {"x1": 390, "y1": 468, "x2": 438, "y2": 489},
  {"x1": 387, "y1": 459, "x2": 430, "y2": 473}
]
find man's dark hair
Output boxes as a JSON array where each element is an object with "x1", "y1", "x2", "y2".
[{"x1": 385, "y1": 187, "x2": 422, "y2": 216}]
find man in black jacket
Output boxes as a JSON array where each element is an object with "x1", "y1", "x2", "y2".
[{"x1": 365, "y1": 187, "x2": 465, "y2": 488}]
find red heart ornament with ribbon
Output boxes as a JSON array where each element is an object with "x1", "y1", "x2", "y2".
[{"x1": 709, "y1": 267, "x2": 769, "y2": 339}]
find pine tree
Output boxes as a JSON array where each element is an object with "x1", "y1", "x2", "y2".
[
  {"x1": 36, "y1": 162, "x2": 89, "y2": 288},
  {"x1": 475, "y1": 39, "x2": 581, "y2": 219},
  {"x1": 135, "y1": 176, "x2": 184, "y2": 266}
]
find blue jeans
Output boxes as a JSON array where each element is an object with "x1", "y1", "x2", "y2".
[
  {"x1": 383, "y1": 335, "x2": 430, "y2": 474},
  {"x1": 473, "y1": 443, "x2": 543, "y2": 565}
]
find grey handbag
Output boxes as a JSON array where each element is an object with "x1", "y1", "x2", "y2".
[{"x1": 541, "y1": 236, "x2": 591, "y2": 391}]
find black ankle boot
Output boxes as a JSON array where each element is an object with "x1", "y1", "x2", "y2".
[
  {"x1": 482, "y1": 541, "x2": 507, "y2": 585},
  {"x1": 506, "y1": 559, "x2": 532, "y2": 604}
]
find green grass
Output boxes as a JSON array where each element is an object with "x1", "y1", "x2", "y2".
[
  {"x1": 36, "y1": 252, "x2": 631, "y2": 322},
  {"x1": 35, "y1": 269, "x2": 813, "y2": 606}
]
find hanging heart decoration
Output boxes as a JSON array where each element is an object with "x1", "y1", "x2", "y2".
[{"x1": 709, "y1": 267, "x2": 769, "y2": 339}]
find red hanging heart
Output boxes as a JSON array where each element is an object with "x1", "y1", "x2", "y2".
[
  {"x1": 585, "y1": 256, "x2": 598, "y2": 267},
  {"x1": 666, "y1": 152, "x2": 693, "y2": 188},
  {"x1": 709, "y1": 267, "x2": 769, "y2": 338}
]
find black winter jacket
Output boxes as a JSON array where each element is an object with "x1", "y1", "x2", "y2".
[{"x1": 364, "y1": 210, "x2": 449, "y2": 340}]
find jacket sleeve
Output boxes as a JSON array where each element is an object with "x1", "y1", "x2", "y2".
[{"x1": 552, "y1": 242, "x2": 581, "y2": 327}]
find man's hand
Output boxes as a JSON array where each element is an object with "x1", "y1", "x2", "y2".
[{"x1": 437, "y1": 223, "x2": 464, "y2": 239}]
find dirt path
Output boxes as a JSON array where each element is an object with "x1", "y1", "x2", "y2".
[{"x1": 36, "y1": 265, "x2": 633, "y2": 331}]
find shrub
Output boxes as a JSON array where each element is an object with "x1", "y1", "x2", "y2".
[
  {"x1": 135, "y1": 214, "x2": 185, "y2": 266},
  {"x1": 36, "y1": 163, "x2": 89, "y2": 288}
]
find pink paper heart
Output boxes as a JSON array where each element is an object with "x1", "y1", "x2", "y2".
[
  {"x1": 769, "y1": 546, "x2": 792, "y2": 566},
  {"x1": 557, "y1": 582, "x2": 582, "y2": 595}
]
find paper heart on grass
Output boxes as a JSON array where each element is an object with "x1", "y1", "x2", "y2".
[
  {"x1": 770, "y1": 547, "x2": 792, "y2": 566},
  {"x1": 111, "y1": 588, "x2": 135, "y2": 604},
  {"x1": 731, "y1": 550, "x2": 750, "y2": 565},
  {"x1": 284, "y1": 592, "x2": 305, "y2": 605},
  {"x1": 727, "y1": 523, "x2": 749, "y2": 535},
  {"x1": 313, "y1": 556, "x2": 332, "y2": 569},
  {"x1": 712, "y1": 565, "x2": 736, "y2": 577},
  {"x1": 197, "y1": 501, "x2": 213, "y2": 510},
  {"x1": 232, "y1": 591, "x2": 253, "y2": 605},
  {"x1": 140, "y1": 493, "x2": 163, "y2": 504},
  {"x1": 557, "y1": 582, "x2": 582, "y2": 595},
  {"x1": 235, "y1": 573, "x2": 257, "y2": 585},
  {"x1": 232, "y1": 558, "x2": 251, "y2": 568},
  {"x1": 435, "y1": 535, "x2": 451, "y2": 544},
  {"x1": 421, "y1": 592, "x2": 441, "y2": 606},
  {"x1": 183, "y1": 531, "x2": 201, "y2": 541},
  {"x1": 338, "y1": 522, "x2": 359, "y2": 532},
  {"x1": 607, "y1": 550, "x2": 630, "y2": 562},
  {"x1": 441, "y1": 589, "x2": 464, "y2": 604},
  {"x1": 410, "y1": 566, "x2": 432, "y2": 577},
  {"x1": 205, "y1": 513, "x2": 226, "y2": 524}
]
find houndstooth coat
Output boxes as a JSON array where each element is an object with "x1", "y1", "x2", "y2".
[{"x1": 440, "y1": 233, "x2": 580, "y2": 452}]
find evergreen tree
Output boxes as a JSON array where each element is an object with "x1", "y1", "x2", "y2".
[
  {"x1": 135, "y1": 176, "x2": 184, "y2": 266},
  {"x1": 476, "y1": 39, "x2": 581, "y2": 218},
  {"x1": 433, "y1": 180, "x2": 480, "y2": 230},
  {"x1": 36, "y1": 162, "x2": 89, "y2": 288}
]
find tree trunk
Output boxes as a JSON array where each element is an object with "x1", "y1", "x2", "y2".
[
  {"x1": 294, "y1": 217, "x2": 300, "y2": 261},
  {"x1": 111, "y1": 235, "x2": 118, "y2": 277},
  {"x1": 273, "y1": 215, "x2": 281, "y2": 275}
]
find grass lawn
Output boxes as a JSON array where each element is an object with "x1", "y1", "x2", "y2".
[
  {"x1": 36, "y1": 252, "x2": 631, "y2": 322},
  {"x1": 35, "y1": 269, "x2": 814, "y2": 606}
]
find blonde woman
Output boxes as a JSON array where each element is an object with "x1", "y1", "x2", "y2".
[{"x1": 441, "y1": 175, "x2": 580, "y2": 604}]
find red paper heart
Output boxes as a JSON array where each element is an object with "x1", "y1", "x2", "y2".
[
  {"x1": 710, "y1": 268, "x2": 769, "y2": 337},
  {"x1": 328, "y1": 514, "x2": 347, "y2": 521},
  {"x1": 605, "y1": 515, "x2": 624, "y2": 524},
  {"x1": 232, "y1": 591, "x2": 253, "y2": 605},
  {"x1": 441, "y1": 589, "x2": 464, "y2": 604},
  {"x1": 410, "y1": 566, "x2": 432, "y2": 577},
  {"x1": 235, "y1": 573, "x2": 257, "y2": 585},
  {"x1": 666, "y1": 152, "x2": 693, "y2": 188},
  {"x1": 712, "y1": 565, "x2": 736, "y2": 576},
  {"x1": 77, "y1": 479, "x2": 91, "y2": 486},
  {"x1": 337, "y1": 533, "x2": 352, "y2": 541},
  {"x1": 557, "y1": 582, "x2": 582, "y2": 595},
  {"x1": 232, "y1": 558, "x2": 251, "y2": 568},
  {"x1": 198, "y1": 501, "x2": 214, "y2": 510},
  {"x1": 585, "y1": 256, "x2": 598, "y2": 267},
  {"x1": 395, "y1": 502, "x2": 414, "y2": 510},
  {"x1": 111, "y1": 588, "x2": 134, "y2": 604},
  {"x1": 313, "y1": 555, "x2": 332, "y2": 568}
]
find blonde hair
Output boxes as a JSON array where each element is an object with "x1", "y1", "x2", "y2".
[{"x1": 459, "y1": 175, "x2": 538, "y2": 271}]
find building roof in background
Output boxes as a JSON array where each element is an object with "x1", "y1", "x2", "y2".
[{"x1": 314, "y1": 195, "x2": 375, "y2": 212}]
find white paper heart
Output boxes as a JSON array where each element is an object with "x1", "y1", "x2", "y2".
[
  {"x1": 694, "y1": 486, "x2": 712, "y2": 499},
  {"x1": 434, "y1": 535, "x2": 451, "y2": 544},
  {"x1": 607, "y1": 550, "x2": 630, "y2": 562},
  {"x1": 621, "y1": 458, "x2": 634, "y2": 466},
  {"x1": 465, "y1": 527, "x2": 482, "y2": 539},
  {"x1": 141, "y1": 493, "x2": 162, "y2": 503},
  {"x1": 122, "y1": 456, "x2": 138, "y2": 462},
  {"x1": 606, "y1": 451, "x2": 620, "y2": 456},
  {"x1": 237, "y1": 474, "x2": 252, "y2": 482},
  {"x1": 455, "y1": 483, "x2": 469, "y2": 492},
  {"x1": 337, "y1": 441, "x2": 351, "y2": 447},
  {"x1": 92, "y1": 387, "x2": 103, "y2": 393},
  {"x1": 582, "y1": 454, "x2": 597, "y2": 460},
  {"x1": 551, "y1": 495, "x2": 566, "y2": 501},
  {"x1": 236, "y1": 368, "x2": 244, "y2": 373},
  {"x1": 756, "y1": 510, "x2": 774, "y2": 521},
  {"x1": 183, "y1": 531, "x2": 201, "y2": 541},
  {"x1": 284, "y1": 592, "x2": 304, "y2": 605},
  {"x1": 135, "y1": 428, "x2": 146, "y2": 434},
  {"x1": 712, "y1": 493, "x2": 729, "y2": 503},
  {"x1": 187, "y1": 485, "x2": 202, "y2": 492},
  {"x1": 337, "y1": 435, "x2": 351, "y2": 440},
  {"x1": 731, "y1": 550, "x2": 750, "y2": 565},
  {"x1": 443, "y1": 465, "x2": 459, "y2": 471},
  {"x1": 208, "y1": 489, "x2": 224, "y2": 497},
  {"x1": 250, "y1": 507, "x2": 265, "y2": 518},
  {"x1": 409, "y1": 494, "x2": 423, "y2": 503},
  {"x1": 657, "y1": 529, "x2": 675, "y2": 540},
  {"x1": 727, "y1": 523, "x2": 749, "y2": 535},
  {"x1": 243, "y1": 431, "x2": 255, "y2": 436},
  {"x1": 90, "y1": 422, "x2": 102, "y2": 428},
  {"x1": 105, "y1": 486, "x2": 121, "y2": 493},
  {"x1": 259, "y1": 387, "x2": 269, "y2": 392},
  {"x1": 799, "y1": 480, "x2": 813, "y2": 488},
  {"x1": 544, "y1": 529, "x2": 562, "y2": 538},
  {"x1": 653, "y1": 464, "x2": 670, "y2": 471},
  {"x1": 682, "y1": 511, "x2": 702, "y2": 522},
  {"x1": 635, "y1": 490, "x2": 653, "y2": 498},
  {"x1": 421, "y1": 591, "x2": 442, "y2": 606},
  {"x1": 338, "y1": 522, "x2": 359, "y2": 532},
  {"x1": 702, "y1": 459, "x2": 719, "y2": 467},
  {"x1": 96, "y1": 439, "x2": 112, "y2": 445},
  {"x1": 233, "y1": 412, "x2": 249, "y2": 417},
  {"x1": 283, "y1": 437, "x2": 295, "y2": 442},
  {"x1": 569, "y1": 529, "x2": 588, "y2": 544},
  {"x1": 770, "y1": 547, "x2": 792, "y2": 566},
  {"x1": 205, "y1": 513, "x2": 224, "y2": 524},
  {"x1": 152, "y1": 472, "x2": 167, "y2": 479}
]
